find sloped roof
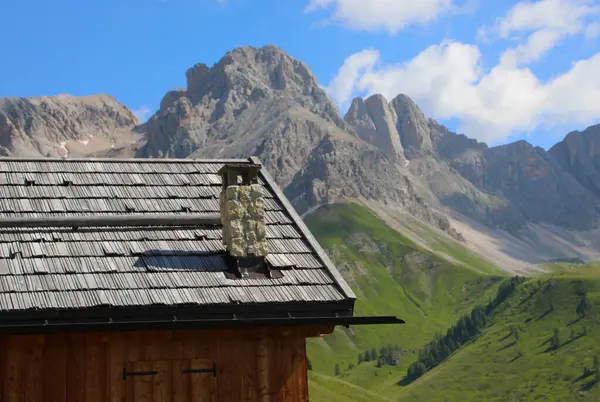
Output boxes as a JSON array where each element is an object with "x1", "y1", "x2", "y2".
[{"x1": 0, "y1": 157, "x2": 355, "y2": 329}]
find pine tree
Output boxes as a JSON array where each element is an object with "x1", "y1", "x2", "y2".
[
  {"x1": 551, "y1": 328, "x2": 561, "y2": 350},
  {"x1": 406, "y1": 361, "x2": 426, "y2": 381},
  {"x1": 307, "y1": 359, "x2": 312, "y2": 371},
  {"x1": 576, "y1": 297, "x2": 591, "y2": 318},
  {"x1": 575, "y1": 283, "x2": 587, "y2": 298},
  {"x1": 583, "y1": 364, "x2": 591, "y2": 378},
  {"x1": 358, "y1": 353, "x2": 364, "y2": 364},
  {"x1": 334, "y1": 364, "x2": 340, "y2": 376}
]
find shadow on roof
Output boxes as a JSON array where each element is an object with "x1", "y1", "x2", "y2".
[{"x1": 133, "y1": 253, "x2": 227, "y2": 272}]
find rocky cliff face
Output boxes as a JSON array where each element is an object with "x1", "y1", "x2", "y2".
[
  {"x1": 444, "y1": 140, "x2": 600, "y2": 231},
  {"x1": 284, "y1": 132, "x2": 462, "y2": 239},
  {"x1": 390, "y1": 94, "x2": 434, "y2": 158},
  {"x1": 345, "y1": 93, "x2": 434, "y2": 159},
  {"x1": 0, "y1": 94, "x2": 139, "y2": 157},
  {"x1": 344, "y1": 95, "x2": 405, "y2": 160},
  {"x1": 342, "y1": 93, "x2": 521, "y2": 231},
  {"x1": 343, "y1": 90, "x2": 600, "y2": 232},
  {"x1": 549, "y1": 124, "x2": 600, "y2": 198}
]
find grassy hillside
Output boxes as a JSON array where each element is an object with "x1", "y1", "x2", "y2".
[
  {"x1": 303, "y1": 203, "x2": 504, "y2": 379},
  {"x1": 303, "y1": 203, "x2": 600, "y2": 401},
  {"x1": 394, "y1": 262, "x2": 600, "y2": 401}
]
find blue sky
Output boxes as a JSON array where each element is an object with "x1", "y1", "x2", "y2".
[{"x1": 1, "y1": 0, "x2": 599, "y2": 149}]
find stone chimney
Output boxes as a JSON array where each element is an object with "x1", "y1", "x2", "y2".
[{"x1": 218, "y1": 162, "x2": 268, "y2": 277}]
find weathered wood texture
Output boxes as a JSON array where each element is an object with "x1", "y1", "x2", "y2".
[{"x1": 0, "y1": 327, "x2": 329, "y2": 402}]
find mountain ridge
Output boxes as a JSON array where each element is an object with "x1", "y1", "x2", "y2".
[
  {"x1": 0, "y1": 94, "x2": 141, "y2": 158},
  {"x1": 1, "y1": 44, "x2": 599, "y2": 271}
]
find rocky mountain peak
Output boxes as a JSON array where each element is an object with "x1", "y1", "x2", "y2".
[
  {"x1": 185, "y1": 63, "x2": 210, "y2": 92},
  {"x1": 390, "y1": 94, "x2": 433, "y2": 157},
  {"x1": 344, "y1": 92, "x2": 436, "y2": 159},
  {"x1": 179, "y1": 45, "x2": 340, "y2": 122},
  {"x1": 549, "y1": 124, "x2": 600, "y2": 197},
  {"x1": 344, "y1": 95, "x2": 405, "y2": 160},
  {"x1": 138, "y1": 45, "x2": 349, "y2": 188}
]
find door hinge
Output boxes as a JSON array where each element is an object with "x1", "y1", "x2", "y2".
[
  {"x1": 122, "y1": 368, "x2": 159, "y2": 381},
  {"x1": 182, "y1": 363, "x2": 217, "y2": 377}
]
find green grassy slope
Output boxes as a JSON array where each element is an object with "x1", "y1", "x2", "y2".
[
  {"x1": 308, "y1": 371, "x2": 396, "y2": 402},
  {"x1": 394, "y1": 262, "x2": 600, "y2": 402},
  {"x1": 303, "y1": 203, "x2": 504, "y2": 381}
]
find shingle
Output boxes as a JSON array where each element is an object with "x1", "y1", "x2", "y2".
[
  {"x1": 264, "y1": 211, "x2": 292, "y2": 224},
  {"x1": 266, "y1": 254, "x2": 295, "y2": 268},
  {"x1": 178, "y1": 288, "x2": 197, "y2": 304},
  {"x1": 18, "y1": 199, "x2": 34, "y2": 212},
  {"x1": 280, "y1": 286, "x2": 299, "y2": 302},
  {"x1": 0, "y1": 276, "x2": 9, "y2": 292},
  {"x1": 266, "y1": 225, "x2": 302, "y2": 239},
  {"x1": 0, "y1": 293, "x2": 13, "y2": 310},
  {"x1": 0, "y1": 243, "x2": 12, "y2": 258},
  {"x1": 0, "y1": 259, "x2": 9, "y2": 275},
  {"x1": 27, "y1": 275, "x2": 45, "y2": 292},
  {"x1": 267, "y1": 239, "x2": 312, "y2": 254},
  {"x1": 10, "y1": 292, "x2": 29, "y2": 310},
  {"x1": 263, "y1": 198, "x2": 283, "y2": 211},
  {"x1": 32, "y1": 258, "x2": 51, "y2": 274},
  {"x1": 101, "y1": 242, "x2": 125, "y2": 257},
  {"x1": 227, "y1": 287, "x2": 248, "y2": 304},
  {"x1": 4, "y1": 276, "x2": 24, "y2": 292}
]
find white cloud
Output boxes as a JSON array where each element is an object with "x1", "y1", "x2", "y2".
[
  {"x1": 496, "y1": 0, "x2": 598, "y2": 36},
  {"x1": 489, "y1": 0, "x2": 600, "y2": 66},
  {"x1": 328, "y1": 41, "x2": 600, "y2": 143},
  {"x1": 326, "y1": 49, "x2": 380, "y2": 110},
  {"x1": 133, "y1": 106, "x2": 153, "y2": 122},
  {"x1": 499, "y1": 28, "x2": 562, "y2": 66},
  {"x1": 305, "y1": 0, "x2": 456, "y2": 34}
]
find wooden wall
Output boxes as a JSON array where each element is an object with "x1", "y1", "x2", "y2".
[{"x1": 0, "y1": 326, "x2": 332, "y2": 402}]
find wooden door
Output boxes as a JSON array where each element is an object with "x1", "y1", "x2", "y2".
[
  {"x1": 172, "y1": 359, "x2": 216, "y2": 402},
  {"x1": 125, "y1": 359, "x2": 215, "y2": 402}
]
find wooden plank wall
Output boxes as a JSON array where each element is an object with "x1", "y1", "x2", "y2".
[{"x1": 0, "y1": 326, "x2": 330, "y2": 402}]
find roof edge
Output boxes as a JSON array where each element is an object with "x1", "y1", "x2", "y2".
[
  {"x1": 251, "y1": 156, "x2": 357, "y2": 300},
  {"x1": 0, "y1": 156, "x2": 252, "y2": 164},
  {"x1": 0, "y1": 314, "x2": 404, "y2": 335}
]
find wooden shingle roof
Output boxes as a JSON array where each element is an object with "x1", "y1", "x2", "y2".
[{"x1": 0, "y1": 157, "x2": 355, "y2": 329}]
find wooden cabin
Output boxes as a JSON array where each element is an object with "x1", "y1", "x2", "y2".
[{"x1": 0, "y1": 157, "x2": 402, "y2": 401}]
